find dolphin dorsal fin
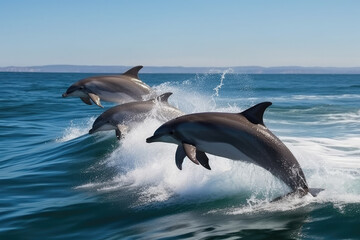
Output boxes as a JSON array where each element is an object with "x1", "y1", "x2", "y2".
[
  {"x1": 240, "y1": 102, "x2": 272, "y2": 126},
  {"x1": 156, "y1": 92, "x2": 173, "y2": 103},
  {"x1": 122, "y1": 65, "x2": 143, "y2": 79}
]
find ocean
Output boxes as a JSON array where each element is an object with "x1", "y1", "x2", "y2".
[{"x1": 0, "y1": 72, "x2": 359, "y2": 239}]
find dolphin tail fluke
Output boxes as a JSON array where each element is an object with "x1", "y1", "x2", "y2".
[
  {"x1": 88, "y1": 93, "x2": 103, "y2": 108},
  {"x1": 309, "y1": 188, "x2": 324, "y2": 197},
  {"x1": 122, "y1": 65, "x2": 143, "y2": 79}
]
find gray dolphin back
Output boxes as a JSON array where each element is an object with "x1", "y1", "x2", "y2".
[
  {"x1": 89, "y1": 92, "x2": 182, "y2": 139},
  {"x1": 63, "y1": 65, "x2": 153, "y2": 107}
]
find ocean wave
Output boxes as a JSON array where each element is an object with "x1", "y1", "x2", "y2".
[
  {"x1": 266, "y1": 110, "x2": 360, "y2": 127},
  {"x1": 72, "y1": 76, "x2": 360, "y2": 210},
  {"x1": 74, "y1": 115, "x2": 360, "y2": 211},
  {"x1": 56, "y1": 117, "x2": 96, "y2": 142},
  {"x1": 292, "y1": 94, "x2": 360, "y2": 100},
  {"x1": 222, "y1": 191, "x2": 360, "y2": 215},
  {"x1": 224, "y1": 94, "x2": 360, "y2": 104},
  {"x1": 282, "y1": 136, "x2": 360, "y2": 168}
]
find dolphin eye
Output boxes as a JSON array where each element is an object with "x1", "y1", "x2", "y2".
[{"x1": 170, "y1": 130, "x2": 175, "y2": 135}]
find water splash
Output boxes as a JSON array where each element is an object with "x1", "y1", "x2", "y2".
[
  {"x1": 212, "y1": 68, "x2": 234, "y2": 98},
  {"x1": 74, "y1": 77, "x2": 360, "y2": 211},
  {"x1": 56, "y1": 117, "x2": 96, "y2": 142}
]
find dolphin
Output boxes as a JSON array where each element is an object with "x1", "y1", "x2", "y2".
[
  {"x1": 62, "y1": 65, "x2": 152, "y2": 107},
  {"x1": 89, "y1": 92, "x2": 183, "y2": 140},
  {"x1": 146, "y1": 102, "x2": 323, "y2": 199}
]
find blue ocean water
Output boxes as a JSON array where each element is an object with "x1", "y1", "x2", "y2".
[{"x1": 0, "y1": 72, "x2": 359, "y2": 239}]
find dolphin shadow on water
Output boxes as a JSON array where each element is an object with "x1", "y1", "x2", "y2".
[
  {"x1": 62, "y1": 65, "x2": 153, "y2": 107},
  {"x1": 146, "y1": 102, "x2": 324, "y2": 201}
]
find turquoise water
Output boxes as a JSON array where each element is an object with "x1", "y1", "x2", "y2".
[{"x1": 0, "y1": 72, "x2": 359, "y2": 239}]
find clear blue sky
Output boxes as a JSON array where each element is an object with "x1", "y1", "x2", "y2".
[{"x1": 0, "y1": 0, "x2": 359, "y2": 67}]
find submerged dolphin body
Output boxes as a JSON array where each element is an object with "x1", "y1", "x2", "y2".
[
  {"x1": 89, "y1": 92, "x2": 183, "y2": 140},
  {"x1": 147, "y1": 102, "x2": 323, "y2": 199},
  {"x1": 62, "y1": 66, "x2": 152, "y2": 107}
]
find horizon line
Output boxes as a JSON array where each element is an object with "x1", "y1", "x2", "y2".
[
  {"x1": 1, "y1": 64, "x2": 360, "y2": 68},
  {"x1": 1, "y1": 64, "x2": 360, "y2": 74}
]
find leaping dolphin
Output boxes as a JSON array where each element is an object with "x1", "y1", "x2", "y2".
[
  {"x1": 146, "y1": 102, "x2": 323, "y2": 199},
  {"x1": 62, "y1": 65, "x2": 152, "y2": 107},
  {"x1": 89, "y1": 92, "x2": 183, "y2": 140}
]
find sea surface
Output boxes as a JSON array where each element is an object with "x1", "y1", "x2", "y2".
[{"x1": 0, "y1": 72, "x2": 359, "y2": 239}]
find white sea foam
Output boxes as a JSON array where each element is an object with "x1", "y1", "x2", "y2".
[
  {"x1": 282, "y1": 136, "x2": 360, "y2": 168},
  {"x1": 152, "y1": 81, "x2": 214, "y2": 113},
  {"x1": 224, "y1": 190, "x2": 360, "y2": 215},
  {"x1": 56, "y1": 117, "x2": 96, "y2": 142},
  {"x1": 322, "y1": 110, "x2": 360, "y2": 125},
  {"x1": 93, "y1": 117, "x2": 287, "y2": 204},
  {"x1": 75, "y1": 75, "x2": 360, "y2": 211},
  {"x1": 77, "y1": 110, "x2": 360, "y2": 209}
]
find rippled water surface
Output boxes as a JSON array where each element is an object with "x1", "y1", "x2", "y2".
[{"x1": 0, "y1": 72, "x2": 359, "y2": 239}]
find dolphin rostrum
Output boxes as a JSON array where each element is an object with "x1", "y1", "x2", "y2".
[
  {"x1": 89, "y1": 92, "x2": 183, "y2": 140},
  {"x1": 62, "y1": 65, "x2": 152, "y2": 107},
  {"x1": 146, "y1": 102, "x2": 323, "y2": 199}
]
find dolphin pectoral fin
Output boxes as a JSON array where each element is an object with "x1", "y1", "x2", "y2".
[
  {"x1": 115, "y1": 124, "x2": 129, "y2": 140},
  {"x1": 176, "y1": 144, "x2": 206, "y2": 170},
  {"x1": 88, "y1": 93, "x2": 103, "y2": 108},
  {"x1": 196, "y1": 151, "x2": 211, "y2": 170},
  {"x1": 240, "y1": 102, "x2": 272, "y2": 126},
  {"x1": 80, "y1": 97, "x2": 92, "y2": 105},
  {"x1": 175, "y1": 145, "x2": 186, "y2": 170},
  {"x1": 115, "y1": 128, "x2": 122, "y2": 140},
  {"x1": 182, "y1": 143, "x2": 200, "y2": 165}
]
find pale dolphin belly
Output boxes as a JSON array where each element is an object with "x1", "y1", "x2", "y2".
[{"x1": 196, "y1": 141, "x2": 256, "y2": 164}]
